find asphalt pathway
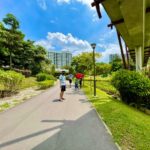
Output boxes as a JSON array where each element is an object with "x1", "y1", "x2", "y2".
[{"x1": 0, "y1": 83, "x2": 118, "y2": 150}]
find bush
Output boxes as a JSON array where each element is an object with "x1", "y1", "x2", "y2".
[
  {"x1": 112, "y1": 70, "x2": 150, "y2": 108},
  {"x1": 0, "y1": 70, "x2": 25, "y2": 92},
  {"x1": 38, "y1": 80, "x2": 54, "y2": 89},
  {"x1": 36, "y1": 73, "x2": 56, "y2": 81},
  {"x1": 14, "y1": 68, "x2": 31, "y2": 77}
]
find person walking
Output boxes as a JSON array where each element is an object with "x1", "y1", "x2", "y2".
[
  {"x1": 59, "y1": 71, "x2": 66, "y2": 101},
  {"x1": 79, "y1": 78, "x2": 82, "y2": 89},
  {"x1": 68, "y1": 74, "x2": 73, "y2": 88},
  {"x1": 75, "y1": 78, "x2": 79, "y2": 90}
]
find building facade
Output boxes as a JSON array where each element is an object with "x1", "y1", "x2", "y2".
[{"x1": 48, "y1": 51, "x2": 72, "y2": 68}]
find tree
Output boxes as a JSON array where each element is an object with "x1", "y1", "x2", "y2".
[
  {"x1": 0, "y1": 13, "x2": 54, "y2": 75},
  {"x1": 96, "y1": 63, "x2": 111, "y2": 76},
  {"x1": 3, "y1": 13, "x2": 19, "y2": 31},
  {"x1": 109, "y1": 55, "x2": 123, "y2": 72},
  {"x1": 71, "y1": 52, "x2": 101, "y2": 74},
  {"x1": 16, "y1": 40, "x2": 35, "y2": 69},
  {"x1": 31, "y1": 45, "x2": 49, "y2": 75},
  {"x1": 2, "y1": 13, "x2": 24, "y2": 69},
  {"x1": 0, "y1": 23, "x2": 9, "y2": 66}
]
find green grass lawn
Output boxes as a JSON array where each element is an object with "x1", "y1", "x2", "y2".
[
  {"x1": 83, "y1": 85, "x2": 150, "y2": 150},
  {"x1": 84, "y1": 77, "x2": 118, "y2": 95}
]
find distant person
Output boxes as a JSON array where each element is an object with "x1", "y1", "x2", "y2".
[
  {"x1": 59, "y1": 71, "x2": 66, "y2": 101},
  {"x1": 75, "y1": 78, "x2": 79, "y2": 90},
  {"x1": 79, "y1": 78, "x2": 83, "y2": 89},
  {"x1": 68, "y1": 74, "x2": 73, "y2": 88}
]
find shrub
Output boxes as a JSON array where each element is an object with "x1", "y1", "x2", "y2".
[
  {"x1": 36, "y1": 73, "x2": 56, "y2": 81},
  {"x1": 38, "y1": 80, "x2": 54, "y2": 89},
  {"x1": 0, "y1": 70, "x2": 25, "y2": 92},
  {"x1": 112, "y1": 70, "x2": 150, "y2": 108},
  {"x1": 14, "y1": 68, "x2": 31, "y2": 77}
]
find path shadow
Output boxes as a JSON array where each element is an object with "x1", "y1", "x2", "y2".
[
  {"x1": 79, "y1": 99, "x2": 89, "y2": 103},
  {"x1": 52, "y1": 99, "x2": 61, "y2": 102},
  {"x1": 0, "y1": 109, "x2": 117, "y2": 150}
]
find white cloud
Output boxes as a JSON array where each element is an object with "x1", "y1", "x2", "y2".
[
  {"x1": 56, "y1": 0, "x2": 97, "y2": 9},
  {"x1": 98, "y1": 43, "x2": 121, "y2": 62},
  {"x1": 76, "y1": 0, "x2": 92, "y2": 7},
  {"x1": 35, "y1": 40, "x2": 54, "y2": 50},
  {"x1": 57, "y1": 0, "x2": 70, "y2": 4},
  {"x1": 92, "y1": 13, "x2": 99, "y2": 22},
  {"x1": 35, "y1": 31, "x2": 123, "y2": 62},
  {"x1": 99, "y1": 29, "x2": 116, "y2": 42},
  {"x1": 35, "y1": 32, "x2": 92, "y2": 55},
  {"x1": 37, "y1": 0, "x2": 47, "y2": 10}
]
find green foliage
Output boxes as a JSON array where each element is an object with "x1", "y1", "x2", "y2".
[
  {"x1": 0, "y1": 102, "x2": 10, "y2": 111},
  {"x1": 36, "y1": 73, "x2": 55, "y2": 81},
  {"x1": 96, "y1": 63, "x2": 111, "y2": 75},
  {"x1": 142, "y1": 66, "x2": 150, "y2": 78},
  {"x1": 84, "y1": 76, "x2": 118, "y2": 96},
  {"x1": 71, "y1": 52, "x2": 101, "y2": 74},
  {"x1": 21, "y1": 77, "x2": 38, "y2": 89},
  {"x1": 38, "y1": 80, "x2": 54, "y2": 89},
  {"x1": 0, "y1": 13, "x2": 52, "y2": 75},
  {"x1": 0, "y1": 69, "x2": 24, "y2": 92},
  {"x1": 112, "y1": 70, "x2": 150, "y2": 108},
  {"x1": 96, "y1": 80, "x2": 118, "y2": 95},
  {"x1": 3, "y1": 13, "x2": 19, "y2": 30},
  {"x1": 40, "y1": 61, "x2": 52, "y2": 74},
  {"x1": 109, "y1": 55, "x2": 123, "y2": 72}
]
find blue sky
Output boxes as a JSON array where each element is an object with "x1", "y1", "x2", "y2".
[{"x1": 0, "y1": 0, "x2": 121, "y2": 62}]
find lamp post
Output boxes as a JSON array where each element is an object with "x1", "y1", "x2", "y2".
[{"x1": 91, "y1": 43, "x2": 96, "y2": 96}]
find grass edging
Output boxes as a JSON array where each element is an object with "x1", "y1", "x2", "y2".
[{"x1": 83, "y1": 85, "x2": 150, "y2": 150}]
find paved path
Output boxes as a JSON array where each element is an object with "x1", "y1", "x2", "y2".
[{"x1": 0, "y1": 84, "x2": 118, "y2": 150}]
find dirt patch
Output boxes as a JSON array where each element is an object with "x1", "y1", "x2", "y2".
[{"x1": 0, "y1": 87, "x2": 44, "y2": 112}]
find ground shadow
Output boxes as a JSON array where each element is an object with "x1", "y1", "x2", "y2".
[
  {"x1": 52, "y1": 99, "x2": 61, "y2": 102},
  {"x1": 0, "y1": 109, "x2": 117, "y2": 150},
  {"x1": 79, "y1": 99, "x2": 89, "y2": 103}
]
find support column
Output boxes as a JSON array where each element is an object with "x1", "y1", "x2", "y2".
[{"x1": 135, "y1": 46, "x2": 143, "y2": 71}]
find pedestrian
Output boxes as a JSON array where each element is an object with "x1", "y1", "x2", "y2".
[
  {"x1": 79, "y1": 78, "x2": 82, "y2": 89},
  {"x1": 68, "y1": 73, "x2": 73, "y2": 88},
  {"x1": 75, "y1": 78, "x2": 79, "y2": 90},
  {"x1": 59, "y1": 71, "x2": 66, "y2": 101}
]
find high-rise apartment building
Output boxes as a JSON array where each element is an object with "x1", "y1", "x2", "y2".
[{"x1": 48, "y1": 51, "x2": 72, "y2": 68}]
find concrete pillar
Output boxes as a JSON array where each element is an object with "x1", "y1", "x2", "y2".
[{"x1": 135, "y1": 46, "x2": 143, "y2": 71}]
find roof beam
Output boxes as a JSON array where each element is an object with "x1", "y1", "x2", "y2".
[
  {"x1": 145, "y1": 46, "x2": 150, "y2": 49},
  {"x1": 91, "y1": 0, "x2": 105, "y2": 18},
  {"x1": 117, "y1": 31, "x2": 127, "y2": 69},
  {"x1": 146, "y1": 7, "x2": 150, "y2": 13},
  {"x1": 91, "y1": 0, "x2": 105, "y2": 7}
]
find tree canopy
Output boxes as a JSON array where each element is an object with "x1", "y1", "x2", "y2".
[
  {"x1": 0, "y1": 13, "x2": 52, "y2": 75},
  {"x1": 71, "y1": 52, "x2": 101, "y2": 74}
]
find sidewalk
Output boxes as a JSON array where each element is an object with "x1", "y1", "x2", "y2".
[{"x1": 0, "y1": 83, "x2": 118, "y2": 150}]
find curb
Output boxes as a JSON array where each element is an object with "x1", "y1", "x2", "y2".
[
  {"x1": 82, "y1": 89, "x2": 122, "y2": 150},
  {"x1": 93, "y1": 107, "x2": 121, "y2": 150}
]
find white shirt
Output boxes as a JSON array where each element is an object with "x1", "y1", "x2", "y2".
[{"x1": 59, "y1": 75, "x2": 66, "y2": 86}]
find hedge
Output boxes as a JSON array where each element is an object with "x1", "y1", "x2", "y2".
[
  {"x1": 36, "y1": 73, "x2": 56, "y2": 81},
  {"x1": 38, "y1": 80, "x2": 54, "y2": 89},
  {"x1": 0, "y1": 70, "x2": 25, "y2": 92},
  {"x1": 112, "y1": 70, "x2": 150, "y2": 108}
]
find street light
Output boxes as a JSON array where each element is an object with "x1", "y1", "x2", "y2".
[{"x1": 91, "y1": 43, "x2": 96, "y2": 96}]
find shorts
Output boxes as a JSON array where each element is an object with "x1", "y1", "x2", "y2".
[
  {"x1": 75, "y1": 83, "x2": 78, "y2": 88},
  {"x1": 61, "y1": 85, "x2": 66, "y2": 92},
  {"x1": 69, "y1": 79, "x2": 72, "y2": 84}
]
